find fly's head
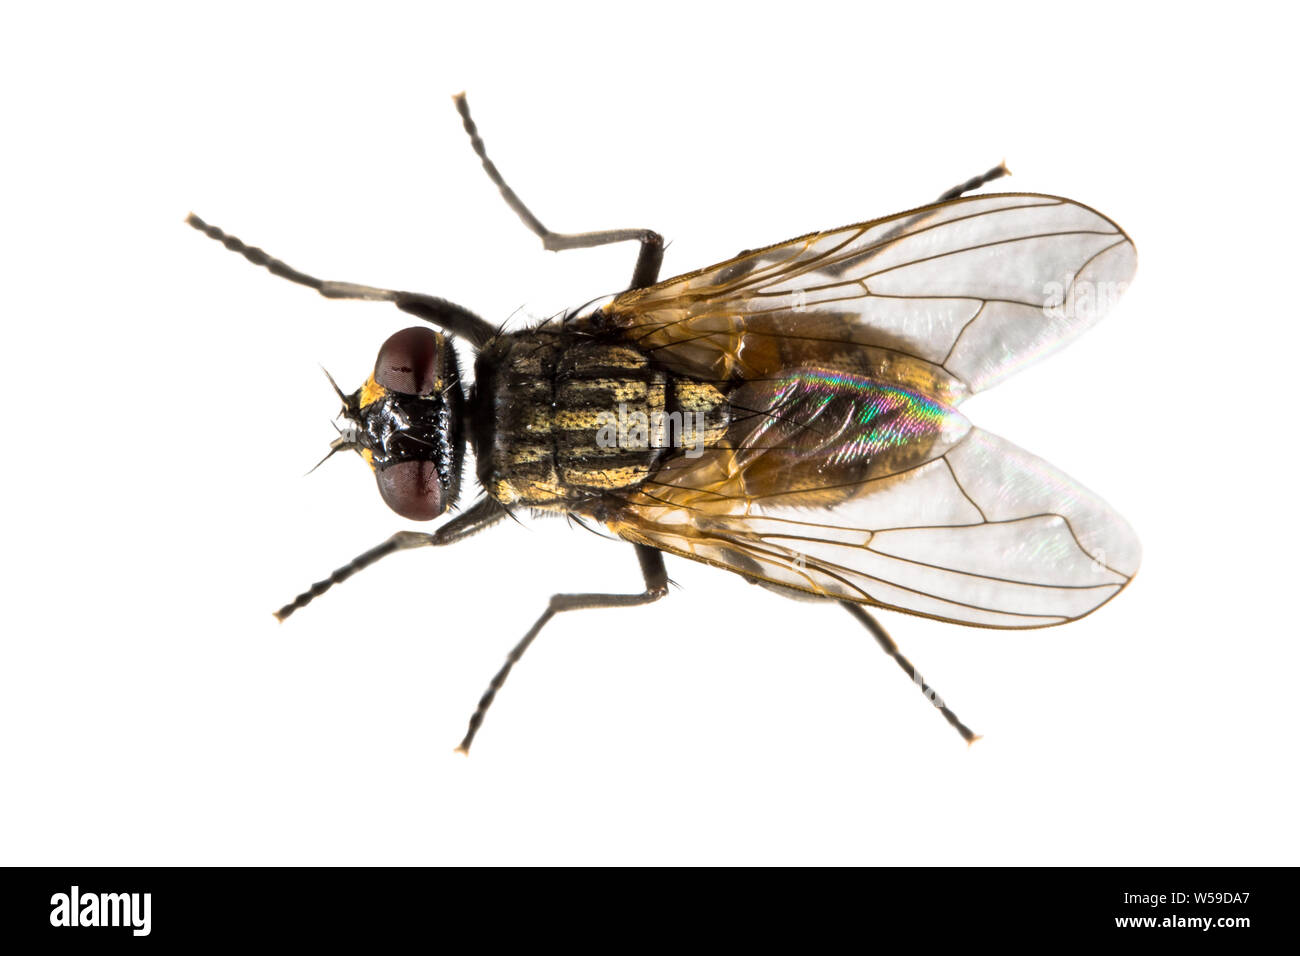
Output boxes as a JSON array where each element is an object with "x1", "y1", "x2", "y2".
[{"x1": 325, "y1": 327, "x2": 465, "y2": 521}]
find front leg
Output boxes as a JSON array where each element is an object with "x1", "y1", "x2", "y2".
[
  {"x1": 273, "y1": 496, "x2": 507, "y2": 620},
  {"x1": 185, "y1": 214, "x2": 498, "y2": 347}
]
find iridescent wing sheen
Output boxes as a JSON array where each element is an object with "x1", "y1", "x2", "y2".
[
  {"x1": 575, "y1": 192, "x2": 1138, "y2": 625},
  {"x1": 596, "y1": 193, "x2": 1136, "y2": 405},
  {"x1": 584, "y1": 366, "x2": 1139, "y2": 628}
]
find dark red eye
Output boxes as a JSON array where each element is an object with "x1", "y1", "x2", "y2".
[
  {"x1": 375, "y1": 461, "x2": 445, "y2": 521},
  {"x1": 374, "y1": 327, "x2": 444, "y2": 395}
]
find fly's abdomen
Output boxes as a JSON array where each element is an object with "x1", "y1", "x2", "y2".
[{"x1": 475, "y1": 332, "x2": 728, "y2": 508}]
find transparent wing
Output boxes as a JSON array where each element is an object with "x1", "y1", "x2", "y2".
[
  {"x1": 599, "y1": 424, "x2": 1140, "y2": 629},
  {"x1": 601, "y1": 193, "x2": 1136, "y2": 404}
]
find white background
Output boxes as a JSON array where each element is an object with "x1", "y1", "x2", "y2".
[{"x1": 2, "y1": 2, "x2": 1296, "y2": 865}]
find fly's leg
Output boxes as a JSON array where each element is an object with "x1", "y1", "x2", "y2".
[
  {"x1": 457, "y1": 544, "x2": 669, "y2": 754},
  {"x1": 935, "y1": 161, "x2": 1010, "y2": 202},
  {"x1": 185, "y1": 214, "x2": 498, "y2": 347},
  {"x1": 453, "y1": 93, "x2": 664, "y2": 290},
  {"x1": 818, "y1": 161, "x2": 1012, "y2": 278},
  {"x1": 840, "y1": 602, "x2": 980, "y2": 744},
  {"x1": 274, "y1": 497, "x2": 507, "y2": 621}
]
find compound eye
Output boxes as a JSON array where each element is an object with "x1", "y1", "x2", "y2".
[
  {"x1": 375, "y1": 461, "x2": 445, "y2": 521},
  {"x1": 374, "y1": 327, "x2": 444, "y2": 395}
]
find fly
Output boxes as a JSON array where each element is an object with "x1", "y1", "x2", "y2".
[{"x1": 187, "y1": 94, "x2": 1140, "y2": 753}]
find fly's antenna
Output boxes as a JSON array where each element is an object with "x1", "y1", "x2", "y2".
[
  {"x1": 305, "y1": 434, "x2": 352, "y2": 476},
  {"x1": 306, "y1": 368, "x2": 363, "y2": 475},
  {"x1": 321, "y1": 366, "x2": 349, "y2": 405},
  {"x1": 306, "y1": 420, "x2": 361, "y2": 476}
]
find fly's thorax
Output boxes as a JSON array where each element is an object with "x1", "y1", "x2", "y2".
[{"x1": 471, "y1": 330, "x2": 730, "y2": 508}]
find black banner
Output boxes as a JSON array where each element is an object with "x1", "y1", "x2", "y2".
[{"x1": 0, "y1": 867, "x2": 1287, "y2": 945}]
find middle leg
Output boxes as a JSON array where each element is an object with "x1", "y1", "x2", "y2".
[
  {"x1": 453, "y1": 93, "x2": 664, "y2": 290},
  {"x1": 457, "y1": 544, "x2": 669, "y2": 754}
]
